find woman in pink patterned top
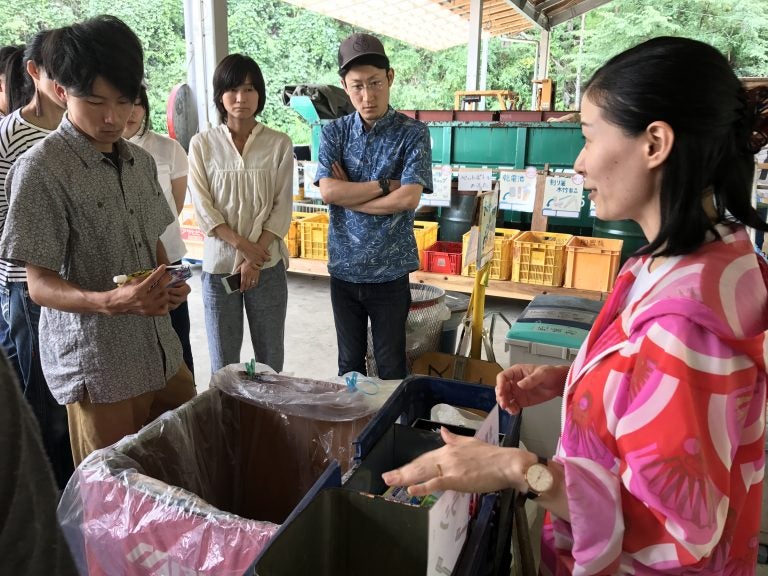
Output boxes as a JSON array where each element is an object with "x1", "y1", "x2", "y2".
[{"x1": 383, "y1": 37, "x2": 768, "y2": 574}]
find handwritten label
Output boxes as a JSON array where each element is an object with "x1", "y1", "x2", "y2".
[
  {"x1": 301, "y1": 162, "x2": 321, "y2": 199},
  {"x1": 498, "y1": 169, "x2": 536, "y2": 212},
  {"x1": 421, "y1": 165, "x2": 452, "y2": 207},
  {"x1": 458, "y1": 168, "x2": 493, "y2": 192},
  {"x1": 478, "y1": 190, "x2": 498, "y2": 268},
  {"x1": 542, "y1": 173, "x2": 583, "y2": 218}
]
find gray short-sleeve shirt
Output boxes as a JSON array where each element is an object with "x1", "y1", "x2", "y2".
[{"x1": 0, "y1": 116, "x2": 183, "y2": 404}]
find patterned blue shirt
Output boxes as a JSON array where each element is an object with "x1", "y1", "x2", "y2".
[{"x1": 316, "y1": 107, "x2": 433, "y2": 283}]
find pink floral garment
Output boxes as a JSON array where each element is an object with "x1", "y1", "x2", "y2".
[{"x1": 541, "y1": 225, "x2": 768, "y2": 575}]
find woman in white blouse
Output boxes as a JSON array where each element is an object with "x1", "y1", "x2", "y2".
[
  {"x1": 123, "y1": 85, "x2": 194, "y2": 375},
  {"x1": 187, "y1": 54, "x2": 293, "y2": 373}
]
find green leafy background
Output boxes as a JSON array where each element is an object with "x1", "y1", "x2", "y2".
[{"x1": 2, "y1": 0, "x2": 767, "y2": 144}]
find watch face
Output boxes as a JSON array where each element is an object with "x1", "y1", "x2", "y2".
[{"x1": 527, "y1": 463, "x2": 554, "y2": 493}]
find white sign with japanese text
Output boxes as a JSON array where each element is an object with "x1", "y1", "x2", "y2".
[
  {"x1": 498, "y1": 169, "x2": 537, "y2": 212},
  {"x1": 421, "y1": 165, "x2": 452, "y2": 207},
  {"x1": 542, "y1": 173, "x2": 584, "y2": 218},
  {"x1": 458, "y1": 168, "x2": 493, "y2": 192},
  {"x1": 301, "y1": 161, "x2": 321, "y2": 199}
]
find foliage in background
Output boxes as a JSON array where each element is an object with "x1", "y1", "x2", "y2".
[{"x1": 1, "y1": 0, "x2": 766, "y2": 144}]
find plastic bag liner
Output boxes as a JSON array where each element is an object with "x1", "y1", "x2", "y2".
[{"x1": 58, "y1": 369, "x2": 375, "y2": 576}]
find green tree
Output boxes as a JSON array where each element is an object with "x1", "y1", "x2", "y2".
[{"x1": 1, "y1": 0, "x2": 766, "y2": 141}]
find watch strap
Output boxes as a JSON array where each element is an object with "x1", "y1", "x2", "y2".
[
  {"x1": 378, "y1": 178, "x2": 390, "y2": 196},
  {"x1": 524, "y1": 455, "x2": 548, "y2": 500}
]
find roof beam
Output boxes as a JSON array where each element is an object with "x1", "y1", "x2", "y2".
[
  {"x1": 547, "y1": 0, "x2": 611, "y2": 26},
  {"x1": 502, "y1": 0, "x2": 550, "y2": 29}
]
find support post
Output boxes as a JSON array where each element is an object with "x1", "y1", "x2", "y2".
[{"x1": 465, "y1": 0, "x2": 483, "y2": 91}]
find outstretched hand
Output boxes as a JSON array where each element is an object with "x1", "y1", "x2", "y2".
[
  {"x1": 381, "y1": 427, "x2": 532, "y2": 497},
  {"x1": 495, "y1": 364, "x2": 569, "y2": 415}
]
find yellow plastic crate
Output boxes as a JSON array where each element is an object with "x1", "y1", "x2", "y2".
[
  {"x1": 511, "y1": 231, "x2": 572, "y2": 286},
  {"x1": 285, "y1": 212, "x2": 315, "y2": 258},
  {"x1": 414, "y1": 221, "x2": 439, "y2": 270},
  {"x1": 461, "y1": 228, "x2": 520, "y2": 280},
  {"x1": 563, "y1": 236, "x2": 623, "y2": 292},
  {"x1": 299, "y1": 212, "x2": 329, "y2": 260}
]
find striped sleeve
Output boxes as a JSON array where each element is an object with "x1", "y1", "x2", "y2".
[{"x1": 0, "y1": 111, "x2": 51, "y2": 284}]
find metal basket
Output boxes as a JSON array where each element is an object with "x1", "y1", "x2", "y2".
[{"x1": 366, "y1": 283, "x2": 446, "y2": 377}]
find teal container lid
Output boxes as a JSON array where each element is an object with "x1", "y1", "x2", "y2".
[{"x1": 506, "y1": 295, "x2": 604, "y2": 349}]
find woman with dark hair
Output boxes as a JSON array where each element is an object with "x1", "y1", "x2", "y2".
[
  {"x1": 123, "y1": 84, "x2": 194, "y2": 377},
  {"x1": 188, "y1": 54, "x2": 292, "y2": 373},
  {"x1": 384, "y1": 37, "x2": 768, "y2": 573},
  {"x1": 0, "y1": 45, "x2": 24, "y2": 117},
  {"x1": 0, "y1": 27, "x2": 72, "y2": 489}
]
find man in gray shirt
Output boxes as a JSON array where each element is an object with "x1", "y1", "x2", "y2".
[{"x1": 0, "y1": 15, "x2": 194, "y2": 466}]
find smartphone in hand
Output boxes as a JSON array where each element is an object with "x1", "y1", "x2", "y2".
[{"x1": 221, "y1": 273, "x2": 241, "y2": 294}]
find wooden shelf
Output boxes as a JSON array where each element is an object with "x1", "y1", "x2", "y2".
[{"x1": 287, "y1": 258, "x2": 608, "y2": 302}]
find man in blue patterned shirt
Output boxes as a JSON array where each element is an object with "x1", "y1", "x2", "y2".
[{"x1": 316, "y1": 32, "x2": 433, "y2": 379}]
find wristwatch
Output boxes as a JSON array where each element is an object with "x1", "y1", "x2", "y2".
[
  {"x1": 524, "y1": 455, "x2": 553, "y2": 500},
  {"x1": 378, "y1": 178, "x2": 391, "y2": 196}
]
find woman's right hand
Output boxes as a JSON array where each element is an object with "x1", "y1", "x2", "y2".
[
  {"x1": 495, "y1": 364, "x2": 569, "y2": 414},
  {"x1": 238, "y1": 261, "x2": 261, "y2": 292}
]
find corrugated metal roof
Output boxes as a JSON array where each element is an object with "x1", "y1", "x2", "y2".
[{"x1": 281, "y1": 0, "x2": 612, "y2": 50}]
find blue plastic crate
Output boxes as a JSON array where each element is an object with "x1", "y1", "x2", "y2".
[{"x1": 354, "y1": 375, "x2": 521, "y2": 462}]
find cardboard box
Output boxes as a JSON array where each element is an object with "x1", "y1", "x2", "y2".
[{"x1": 256, "y1": 405, "x2": 502, "y2": 576}]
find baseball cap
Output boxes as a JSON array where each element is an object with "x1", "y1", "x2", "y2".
[{"x1": 338, "y1": 33, "x2": 387, "y2": 70}]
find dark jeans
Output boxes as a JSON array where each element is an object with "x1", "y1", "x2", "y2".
[
  {"x1": 169, "y1": 261, "x2": 194, "y2": 377},
  {"x1": 330, "y1": 275, "x2": 411, "y2": 380},
  {"x1": 0, "y1": 282, "x2": 73, "y2": 489},
  {"x1": 757, "y1": 205, "x2": 767, "y2": 251},
  {"x1": 0, "y1": 289, "x2": 20, "y2": 384}
]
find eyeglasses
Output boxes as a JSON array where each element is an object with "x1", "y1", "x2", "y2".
[{"x1": 346, "y1": 79, "x2": 387, "y2": 96}]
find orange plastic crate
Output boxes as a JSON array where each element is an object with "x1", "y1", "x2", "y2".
[
  {"x1": 511, "y1": 231, "x2": 572, "y2": 286},
  {"x1": 299, "y1": 213, "x2": 329, "y2": 260},
  {"x1": 414, "y1": 221, "x2": 439, "y2": 270},
  {"x1": 461, "y1": 228, "x2": 520, "y2": 280},
  {"x1": 563, "y1": 236, "x2": 623, "y2": 292},
  {"x1": 424, "y1": 241, "x2": 463, "y2": 275},
  {"x1": 285, "y1": 212, "x2": 315, "y2": 258}
]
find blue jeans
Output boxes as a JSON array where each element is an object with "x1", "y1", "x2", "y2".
[
  {"x1": 202, "y1": 261, "x2": 287, "y2": 373},
  {"x1": 330, "y1": 275, "x2": 411, "y2": 379},
  {"x1": 1, "y1": 282, "x2": 73, "y2": 489}
]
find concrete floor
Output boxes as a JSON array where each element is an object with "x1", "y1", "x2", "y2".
[{"x1": 185, "y1": 263, "x2": 527, "y2": 389}]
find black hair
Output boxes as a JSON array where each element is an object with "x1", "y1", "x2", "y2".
[
  {"x1": 584, "y1": 36, "x2": 768, "y2": 257},
  {"x1": 135, "y1": 83, "x2": 151, "y2": 136},
  {"x1": 339, "y1": 54, "x2": 390, "y2": 79},
  {"x1": 53, "y1": 15, "x2": 143, "y2": 100},
  {"x1": 212, "y1": 54, "x2": 266, "y2": 123},
  {"x1": 1, "y1": 44, "x2": 25, "y2": 114}
]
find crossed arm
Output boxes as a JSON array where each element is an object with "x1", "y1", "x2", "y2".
[{"x1": 319, "y1": 162, "x2": 422, "y2": 214}]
